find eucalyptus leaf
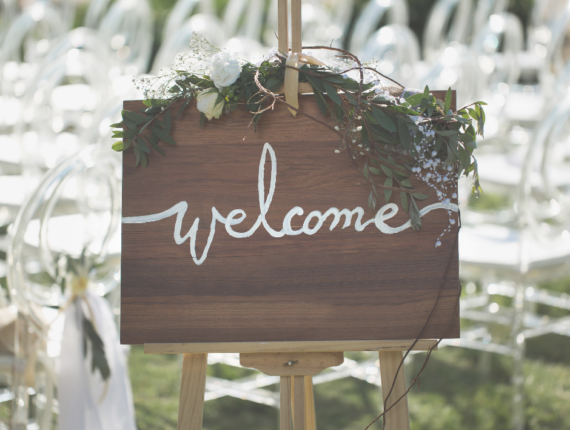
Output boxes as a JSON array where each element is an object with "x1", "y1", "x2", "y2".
[
  {"x1": 397, "y1": 117, "x2": 412, "y2": 150},
  {"x1": 444, "y1": 87, "x2": 452, "y2": 113},
  {"x1": 373, "y1": 108, "x2": 396, "y2": 132},
  {"x1": 380, "y1": 164, "x2": 393, "y2": 177},
  {"x1": 412, "y1": 193, "x2": 429, "y2": 200},
  {"x1": 384, "y1": 177, "x2": 393, "y2": 203},
  {"x1": 144, "y1": 136, "x2": 165, "y2": 156},
  {"x1": 122, "y1": 110, "x2": 146, "y2": 124},
  {"x1": 176, "y1": 97, "x2": 192, "y2": 118},
  {"x1": 400, "y1": 191, "x2": 409, "y2": 213},
  {"x1": 163, "y1": 109, "x2": 172, "y2": 135},
  {"x1": 323, "y1": 80, "x2": 342, "y2": 105},
  {"x1": 313, "y1": 89, "x2": 330, "y2": 116}
]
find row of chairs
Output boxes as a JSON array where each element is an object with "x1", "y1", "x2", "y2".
[{"x1": 1, "y1": 0, "x2": 570, "y2": 429}]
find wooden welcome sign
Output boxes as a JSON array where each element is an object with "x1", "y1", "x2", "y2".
[{"x1": 120, "y1": 94, "x2": 459, "y2": 346}]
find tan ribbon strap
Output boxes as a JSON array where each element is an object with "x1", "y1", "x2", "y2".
[{"x1": 284, "y1": 53, "x2": 300, "y2": 116}]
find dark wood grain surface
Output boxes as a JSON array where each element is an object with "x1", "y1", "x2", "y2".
[{"x1": 121, "y1": 92, "x2": 460, "y2": 345}]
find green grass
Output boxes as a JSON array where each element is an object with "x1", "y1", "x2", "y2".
[{"x1": 129, "y1": 344, "x2": 570, "y2": 430}]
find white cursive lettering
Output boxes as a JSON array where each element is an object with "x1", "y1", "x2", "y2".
[{"x1": 122, "y1": 143, "x2": 457, "y2": 265}]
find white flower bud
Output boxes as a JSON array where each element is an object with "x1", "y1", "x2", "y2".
[{"x1": 196, "y1": 90, "x2": 224, "y2": 120}]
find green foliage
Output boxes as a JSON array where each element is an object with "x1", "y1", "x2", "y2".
[
  {"x1": 114, "y1": 43, "x2": 485, "y2": 231},
  {"x1": 82, "y1": 312, "x2": 111, "y2": 381}
]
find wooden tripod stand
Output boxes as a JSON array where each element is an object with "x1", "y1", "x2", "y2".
[{"x1": 145, "y1": 339, "x2": 437, "y2": 430}]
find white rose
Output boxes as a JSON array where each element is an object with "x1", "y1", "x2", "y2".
[
  {"x1": 196, "y1": 90, "x2": 224, "y2": 120},
  {"x1": 209, "y1": 51, "x2": 242, "y2": 89}
]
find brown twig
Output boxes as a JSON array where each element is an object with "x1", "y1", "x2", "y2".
[{"x1": 364, "y1": 232, "x2": 461, "y2": 430}]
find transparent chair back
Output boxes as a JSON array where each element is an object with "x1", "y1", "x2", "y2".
[
  {"x1": 14, "y1": 46, "x2": 113, "y2": 181},
  {"x1": 152, "y1": 14, "x2": 227, "y2": 74},
  {"x1": 98, "y1": 0, "x2": 153, "y2": 74},
  {"x1": 162, "y1": 0, "x2": 200, "y2": 41},
  {"x1": 223, "y1": 0, "x2": 265, "y2": 40},
  {"x1": 423, "y1": 0, "x2": 473, "y2": 62},
  {"x1": 471, "y1": 13, "x2": 524, "y2": 90},
  {"x1": 84, "y1": 0, "x2": 112, "y2": 28},
  {"x1": 421, "y1": 42, "x2": 482, "y2": 107},
  {"x1": 348, "y1": 0, "x2": 409, "y2": 55},
  {"x1": 520, "y1": 94, "x2": 570, "y2": 227},
  {"x1": 6, "y1": 145, "x2": 121, "y2": 429},
  {"x1": 360, "y1": 24, "x2": 420, "y2": 88},
  {"x1": 8, "y1": 144, "x2": 121, "y2": 332},
  {"x1": 0, "y1": 2, "x2": 65, "y2": 96},
  {"x1": 0, "y1": 0, "x2": 18, "y2": 45},
  {"x1": 471, "y1": 0, "x2": 508, "y2": 43},
  {"x1": 225, "y1": 37, "x2": 265, "y2": 63}
]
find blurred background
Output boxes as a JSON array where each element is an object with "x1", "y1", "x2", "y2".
[{"x1": 1, "y1": 0, "x2": 570, "y2": 429}]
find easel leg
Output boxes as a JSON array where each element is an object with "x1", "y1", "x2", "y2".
[
  {"x1": 280, "y1": 376, "x2": 292, "y2": 430},
  {"x1": 304, "y1": 375, "x2": 317, "y2": 430},
  {"x1": 379, "y1": 351, "x2": 410, "y2": 430},
  {"x1": 178, "y1": 353, "x2": 208, "y2": 430},
  {"x1": 293, "y1": 375, "x2": 305, "y2": 430}
]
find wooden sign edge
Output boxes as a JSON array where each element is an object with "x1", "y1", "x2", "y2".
[
  {"x1": 144, "y1": 339, "x2": 439, "y2": 354},
  {"x1": 122, "y1": 89, "x2": 459, "y2": 346}
]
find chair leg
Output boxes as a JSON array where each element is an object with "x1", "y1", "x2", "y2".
[{"x1": 511, "y1": 283, "x2": 526, "y2": 430}]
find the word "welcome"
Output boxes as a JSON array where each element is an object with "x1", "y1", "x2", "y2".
[{"x1": 123, "y1": 143, "x2": 457, "y2": 265}]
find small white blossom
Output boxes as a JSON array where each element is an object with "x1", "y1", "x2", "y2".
[{"x1": 334, "y1": 149, "x2": 340, "y2": 154}]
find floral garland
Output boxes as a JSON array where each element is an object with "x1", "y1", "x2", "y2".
[{"x1": 112, "y1": 34, "x2": 486, "y2": 245}]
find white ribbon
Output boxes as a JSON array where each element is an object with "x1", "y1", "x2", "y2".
[{"x1": 58, "y1": 292, "x2": 137, "y2": 430}]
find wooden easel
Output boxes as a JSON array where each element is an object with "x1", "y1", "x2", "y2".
[
  {"x1": 145, "y1": 339, "x2": 437, "y2": 430},
  {"x1": 143, "y1": 2, "x2": 443, "y2": 429}
]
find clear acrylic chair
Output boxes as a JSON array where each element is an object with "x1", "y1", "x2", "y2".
[
  {"x1": 470, "y1": 13, "x2": 524, "y2": 142},
  {"x1": 421, "y1": 42, "x2": 482, "y2": 108},
  {"x1": 98, "y1": 0, "x2": 153, "y2": 74},
  {"x1": 6, "y1": 144, "x2": 122, "y2": 429},
  {"x1": 359, "y1": 24, "x2": 420, "y2": 88},
  {"x1": 470, "y1": 0, "x2": 508, "y2": 43},
  {"x1": 0, "y1": 0, "x2": 18, "y2": 46},
  {"x1": 13, "y1": 46, "x2": 113, "y2": 184},
  {"x1": 222, "y1": 0, "x2": 265, "y2": 40},
  {"x1": 0, "y1": 2, "x2": 65, "y2": 134},
  {"x1": 458, "y1": 92, "x2": 570, "y2": 430},
  {"x1": 0, "y1": 2, "x2": 64, "y2": 69},
  {"x1": 152, "y1": 14, "x2": 227, "y2": 74},
  {"x1": 348, "y1": 0, "x2": 409, "y2": 55},
  {"x1": 161, "y1": 0, "x2": 217, "y2": 41},
  {"x1": 422, "y1": 0, "x2": 473, "y2": 62}
]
